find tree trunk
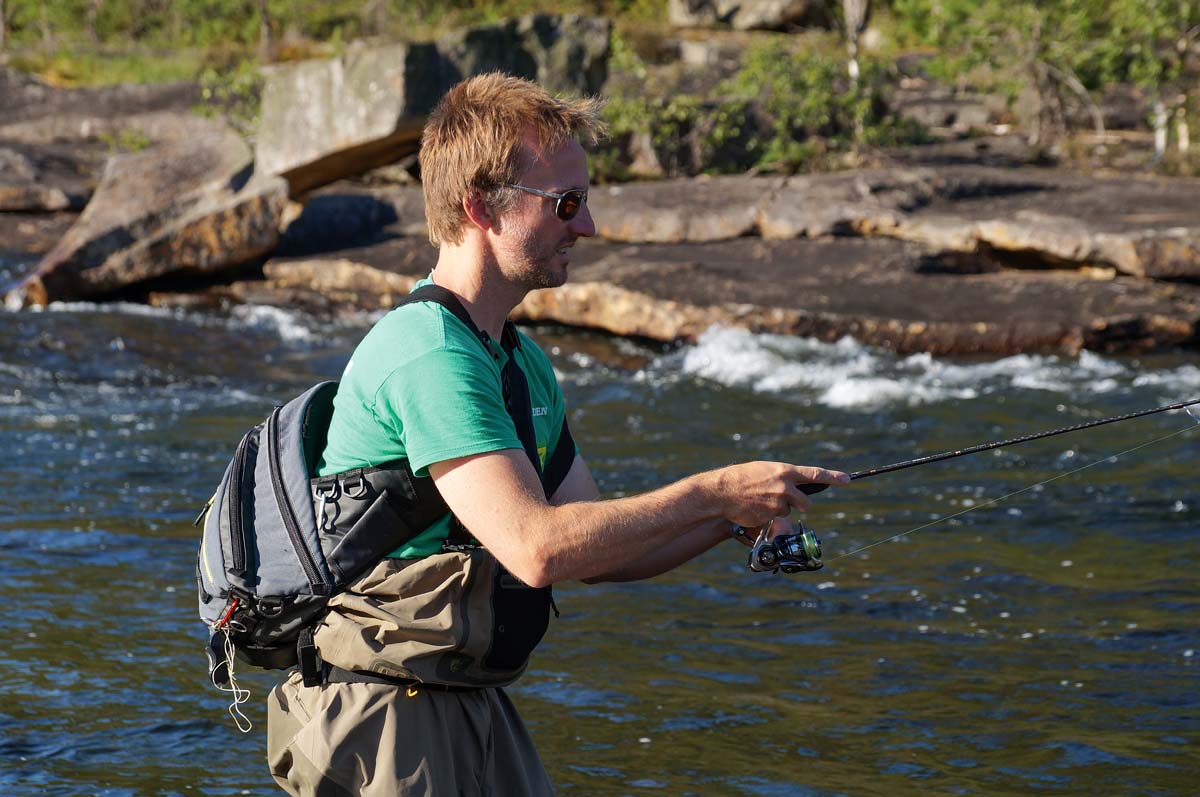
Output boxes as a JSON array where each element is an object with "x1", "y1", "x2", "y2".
[
  {"x1": 1153, "y1": 99, "x2": 1168, "y2": 161},
  {"x1": 87, "y1": 0, "x2": 102, "y2": 43},
  {"x1": 842, "y1": 0, "x2": 868, "y2": 85},
  {"x1": 258, "y1": 0, "x2": 271, "y2": 63},
  {"x1": 1177, "y1": 106, "x2": 1190, "y2": 155},
  {"x1": 39, "y1": 2, "x2": 51, "y2": 51},
  {"x1": 364, "y1": 0, "x2": 388, "y2": 36},
  {"x1": 0, "y1": 0, "x2": 7, "y2": 53}
]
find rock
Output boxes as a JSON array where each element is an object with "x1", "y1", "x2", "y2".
[
  {"x1": 590, "y1": 175, "x2": 772, "y2": 243},
  {"x1": 516, "y1": 279, "x2": 727, "y2": 340},
  {"x1": 5, "y1": 127, "x2": 287, "y2": 307},
  {"x1": 0, "y1": 147, "x2": 37, "y2": 181},
  {"x1": 0, "y1": 144, "x2": 90, "y2": 212},
  {"x1": 435, "y1": 14, "x2": 611, "y2": 98},
  {"x1": 0, "y1": 66, "x2": 210, "y2": 150},
  {"x1": 877, "y1": 167, "x2": 1200, "y2": 282},
  {"x1": 255, "y1": 14, "x2": 611, "y2": 196},
  {"x1": 0, "y1": 184, "x2": 74, "y2": 212},
  {"x1": 668, "y1": 0, "x2": 831, "y2": 31},
  {"x1": 589, "y1": 171, "x2": 939, "y2": 243},
  {"x1": 892, "y1": 87, "x2": 995, "y2": 137},
  {"x1": 0, "y1": 67, "x2": 202, "y2": 129},
  {"x1": 253, "y1": 42, "x2": 437, "y2": 196},
  {"x1": 1132, "y1": 233, "x2": 1200, "y2": 282},
  {"x1": 758, "y1": 170, "x2": 937, "y2": 239},
  {"x1": 263, "y1": 258, "x2": 418, "y2": 309},
  {"x1": 0, "y1": 210, "x2": 79, "y2": 267}
]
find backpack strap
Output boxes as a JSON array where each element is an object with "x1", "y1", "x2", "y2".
[{"x1": 396, "y1": 283, "x2": 556, "y2": 490}]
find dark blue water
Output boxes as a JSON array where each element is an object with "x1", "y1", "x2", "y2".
[{"x1": 1, "y1": 297, "x2": 1196, "y2": 796}]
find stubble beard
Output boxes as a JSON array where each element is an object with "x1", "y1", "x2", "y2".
[{"x1": 506, "y1": 233, "x2": 574, "y2": 292}]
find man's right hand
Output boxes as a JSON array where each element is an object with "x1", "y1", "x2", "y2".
[{"x1": 708, "y1": 462, "x2": 849, "y2": 529}]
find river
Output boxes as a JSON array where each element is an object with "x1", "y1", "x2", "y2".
[{"x1": 1, "y1": 275, "x2": 1197, "y2": 795}]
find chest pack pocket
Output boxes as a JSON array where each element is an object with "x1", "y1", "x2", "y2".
[{"x1": 196, "y1": 284, "x2": 576, "y2": 706}]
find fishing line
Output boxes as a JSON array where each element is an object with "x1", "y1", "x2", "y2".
[
  {"x1": 827, "y1": 420, "x2": 1199, "y2": 563},
  {"x1": 746, "y1": 398, "x2": 1199, "y2": 574}
]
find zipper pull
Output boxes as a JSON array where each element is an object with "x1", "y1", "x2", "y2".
[{"x1": 193, "y1": 495, "x2": 215, "y2": 527}]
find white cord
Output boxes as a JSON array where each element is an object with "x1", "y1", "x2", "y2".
[{"x1": 216, "y1": 629, "x2": 253, "y2": 733}]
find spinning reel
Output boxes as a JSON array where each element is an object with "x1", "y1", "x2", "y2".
[{"x1": 736, "y1": 519, "x2": 824, "y2": 573}]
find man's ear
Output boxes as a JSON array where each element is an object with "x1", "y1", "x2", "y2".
[{"x1": 462, "y1": 188, "x2": 497, "y2": 233}]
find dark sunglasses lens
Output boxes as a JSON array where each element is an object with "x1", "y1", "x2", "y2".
[{"x1": 555, "y1": 191, "x2": 584, "y2": 221}]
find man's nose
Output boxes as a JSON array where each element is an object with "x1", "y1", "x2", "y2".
[{"x1": 569, "y1": 201, "x2": 596, "y2": 238}]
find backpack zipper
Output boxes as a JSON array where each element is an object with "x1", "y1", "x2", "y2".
[
  {"x1": 193, "y1": 495, "x2": 214, "y2": 527},
  {"x1": 227, "y1": 431, "x2": 252, "y2": 576},
  {"x1": 268, "y1": 406, "x2": 326, "y2": 593}
]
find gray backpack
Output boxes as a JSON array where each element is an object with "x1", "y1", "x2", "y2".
[{"x1": 195, "y1": 378, "x2": 455, "y2": 679}]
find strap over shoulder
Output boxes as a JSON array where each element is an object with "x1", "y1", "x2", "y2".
[{"x1": 394, "y1": 283, "x2": 559, "y2": 495}]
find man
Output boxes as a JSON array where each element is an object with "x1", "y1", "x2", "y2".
[{"x1": 266, "y1": 72, "x2": 848, "y2": 797}]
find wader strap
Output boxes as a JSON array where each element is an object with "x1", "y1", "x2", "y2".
[
  {"x1": 399, "y1": 284, "x2": 553, "y2": 491},
  {"x1": 542, "y1": 418, "x2": 576, "y2": 498},
  {"x1": 498, "y1": 338, "x2": 544, "y2": 480},
  {"x1": 396, "y1": 285, "x2": 571, "y2": 546}
]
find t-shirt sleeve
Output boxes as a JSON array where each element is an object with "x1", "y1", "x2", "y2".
[{"x1": 373, "y1": 343, "x2": 522, "y2": 477}]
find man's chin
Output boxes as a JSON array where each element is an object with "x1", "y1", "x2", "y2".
[{"x1": 532, "y1": 263, "x2": 569, "y2": 290}]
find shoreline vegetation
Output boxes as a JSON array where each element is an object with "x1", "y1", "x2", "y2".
[{"x1": 2, "y1": 0, "x2": 1197, "y2": 177}]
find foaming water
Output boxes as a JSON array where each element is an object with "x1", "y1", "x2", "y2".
[{"x1": 653, "y1": 326, "x2": 1200, "y2": 409}]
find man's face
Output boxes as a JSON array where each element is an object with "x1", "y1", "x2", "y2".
[{"x1": 492, "y1": 136, "x2": 595, "y2": 291}]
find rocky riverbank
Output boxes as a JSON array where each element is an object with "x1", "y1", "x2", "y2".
[
  {"x1": 164, "y1": 163, "x2": 1197, "y2": 355},
  {"x1": 2, "y1": 13, "x2": 1198, "y2": 356}
]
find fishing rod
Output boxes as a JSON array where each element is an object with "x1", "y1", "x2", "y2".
[{"x1": 745, "y1": 397, "x2": 1200, "y2": 574}]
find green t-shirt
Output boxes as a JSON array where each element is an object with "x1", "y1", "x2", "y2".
[{"x1": 318, "y1": 282, "x2": 570, "y2": 558}]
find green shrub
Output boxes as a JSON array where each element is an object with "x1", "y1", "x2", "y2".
[{"x1": 596, "y1": 37, "x2": 927, "y2": 179}]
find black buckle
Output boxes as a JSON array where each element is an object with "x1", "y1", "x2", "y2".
[{"x1": 297, "y1": 628, "x2": 324, "y2": 687}]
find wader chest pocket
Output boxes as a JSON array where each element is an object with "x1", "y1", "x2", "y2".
[{"x1": 484, "y1": 569, "x2": 551, "y2": 671}]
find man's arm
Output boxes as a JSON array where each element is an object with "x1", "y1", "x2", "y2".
[
  {"x1": 548, "y1": 453, "x2": 738, "y2": 583},
  {"x1": 428, "y1": 448, "x2": 847, "y2": 588}
]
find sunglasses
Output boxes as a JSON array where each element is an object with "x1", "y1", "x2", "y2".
[{"x1": 506, "y1": 183, "x2": 588, "y2": 221}]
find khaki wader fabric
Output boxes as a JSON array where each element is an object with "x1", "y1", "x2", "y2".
[
  {"x1": 267, "y1": 672, "x2": 553, "y2": 797},
  {"x1": 266, "y1": 553, "x2": 554, "y2": 795},
  {"x1": 312, "y1": 553, "x2": 545, "y2": 689}
]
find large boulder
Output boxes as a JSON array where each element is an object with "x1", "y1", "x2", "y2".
[
  {"x1": 255, "y1": 14, "x2": 611, "y2": 196},
  {"x1": 253, "y1": 42, "x2": 441, "y2": 196},
  {"x1": 5, "y1": 127, "x2": 287, "y2": 307}
]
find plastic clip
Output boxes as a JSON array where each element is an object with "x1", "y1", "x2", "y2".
[{"x1": 313, "y1": 481, "x2": 339, "y2": 532}]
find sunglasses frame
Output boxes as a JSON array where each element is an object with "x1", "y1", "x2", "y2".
[{"x1": 506, "y1": 183, "x2": 588, "y2": 221}]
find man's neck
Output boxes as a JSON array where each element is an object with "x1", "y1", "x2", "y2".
[{"x1": 430, "y1": 243, "x2": 523, "y2": 340}]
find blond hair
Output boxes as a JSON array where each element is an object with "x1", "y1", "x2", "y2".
[{"x1": 420, "y1": 72, "x2": 607, "y2": 246}]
